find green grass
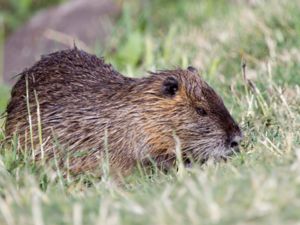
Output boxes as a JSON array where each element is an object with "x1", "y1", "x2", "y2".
[{"x1": 0, "y1": 0, "x2": 300, "y2": 224}]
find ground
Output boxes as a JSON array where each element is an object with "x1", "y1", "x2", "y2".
[{"x1": 0, "y1": 0, "x2": 300, "y2": 224}]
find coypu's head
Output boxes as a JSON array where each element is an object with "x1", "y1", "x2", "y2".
[{"x1": 139, "y1": 66, "x2": 243, "y2": 164}]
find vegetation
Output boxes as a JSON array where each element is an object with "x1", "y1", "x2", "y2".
[
  {"x1": 0, "y1": 0, "x2": 300, "y2": 224},
  {"x1": 0, "y1": 0, "x2": 64, "y2": 35}
]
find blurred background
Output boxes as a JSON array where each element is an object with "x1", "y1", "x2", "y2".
[
  {"x1": 0, "y1": 1, "x2": 300, "y2": 223},
  {"x1": 0, "y1": 0, "x2": 299, "y2": 113}
]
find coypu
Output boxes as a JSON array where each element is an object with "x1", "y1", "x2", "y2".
[{"x1": 4, "y1": 48, "x2": 242, "y2": 176}]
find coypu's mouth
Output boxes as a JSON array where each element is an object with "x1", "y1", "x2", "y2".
[
  {"x1": 182, "y1": 146, "x2": 241, "y2": 168},
  {"x1": 219, "y1": 146, "x2": 241, "y2": 162},
  {"x1": 226, "y1": 146, "x2": 241, "y2": 156}
]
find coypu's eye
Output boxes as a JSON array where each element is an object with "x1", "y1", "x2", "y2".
[
  {"x1": 196, "y1": 107, "x2": 207, "y2": 116},
  {"x1": 162, "y1": 77, "x2": 179, "y2": 97}
]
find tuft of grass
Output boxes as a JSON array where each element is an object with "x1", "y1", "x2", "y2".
[{"x1": 0, "y1": 0, "x2": 300, "y2": 224}]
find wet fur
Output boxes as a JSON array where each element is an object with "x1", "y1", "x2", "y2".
[{"x1": 4, "y1": 48, "x2": 241, "y2": 176}]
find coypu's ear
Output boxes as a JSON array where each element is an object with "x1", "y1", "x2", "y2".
[
  {"x1": 187, "y1": 66, "x2": 198, "y2": 73},
  {"x1": 162, "y1": 77, "x2": 179, "y2": 97}
]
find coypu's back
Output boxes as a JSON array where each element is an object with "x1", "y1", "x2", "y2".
[
  {"x1": 5, "y1": 48, "x2": 242, "y2": 176},
  {"x1": 8, "y1": 48, "x2": 133, "y2": 104},
  {"x1": 6, "y1": 48, "x2": 134, "y2": 134}
]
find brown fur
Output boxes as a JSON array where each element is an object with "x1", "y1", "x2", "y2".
[{"x1": 4, "y1": 48, "x2": 242, "y2": 176}]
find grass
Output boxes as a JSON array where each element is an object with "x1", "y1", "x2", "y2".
[{"x1": 0, "y1": 0, "x2": 300, "y2": 224}]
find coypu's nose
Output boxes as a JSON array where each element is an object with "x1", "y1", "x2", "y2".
[
  {"x1": 228, "y1": 126, "x2": 243, "y2": 149},
  {"x1": 229, "y1": 134, "x2": 243, "y2": 148}
]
